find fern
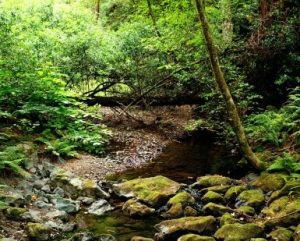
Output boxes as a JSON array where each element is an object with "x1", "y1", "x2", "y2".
[{"x1": 267, "y1": 153, "x2": 300, "y2": 174}]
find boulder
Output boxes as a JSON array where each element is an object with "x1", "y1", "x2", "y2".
[
  {"x1": 251, "y1": 172, "x2": 286, "y2": 192},
  {"x1": 177, "y1": 234, "x2": 215, "y2": 241},
  {"x1": 202, "y1": 191, "x2": 223, "y2": 203},
  {"x1": 293, "y1": 224, "x2": 300, "y2": 241},
  {"x1": 214, "y1": 223, "x2": 263, "y2": 241},
  {"x1": 54, "y1": 198, "x2": 80, "y2": 213},
  {"x1": 184, "y1": 206, "x2": 198, "y2": 217},
  {"x1": 88, "y1": 199, "x2": 114, "y2": 216},
  {"x1": 192, "y1": 175, "x2": 234, "y2": 188},
  {"x1": 122, "y1": 199, "x2": 155, "y2": 217},
  {"x1": 236, "y1": 206, "x2": 256, "y2": 216},
  {"x1": 154, "y1": 216, "x2": 216, "y2": 240},
  {"x1": 26, "y1": 223, "x2": 51, "y2": 241},
  {"x1": 268, "y1": 227, "x2": 293, "y2": 241},
  {"x1": 220, "y1": 213, "x2": 240, "y2": 226},
  {"x1": 237, "y1": 189, "x2": 265, "y2": 208},
  {"x1": 113, "y1": 176, "x2": 181, "y2": 207},
  {"x1": 45, "y1": 210, "x2": 68, "y2": 221},
  {"x1": 199, "y1": 185, "x2": 231, "y2": 194},
  {"x1": 131, "y1": 237, "x2": 154, "y2": 241},
  {"x1": 224, "y1": 186, "x2": 246, "y2": 201},
  {"x1": 203, "y1": 202, "x2": 230, "y2": 216},
  {"x1": 4, "y1": 207, "x2": 27, "y2": 221}
]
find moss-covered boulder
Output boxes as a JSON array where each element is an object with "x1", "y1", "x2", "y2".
[
  {"x1": 250, "y1": 239, "x2": 267, "y2": 241},
  {"x1": 26, "y1": 223, "x2": 51, "y2": 241},
  {"x1": 4, "y1": 207, "x2": 27, "y2": 221},
  {"x1": 199, "y1": 185, "x2": 231, "y2": 194},
  {"x1": 224, "y1": 186, "x2": 246, "y2": 201},
  {"x1": 184, "y1": 206, "x2": 198, "y2": 217},
  {"x1": 268, "y1": 179, "x2": 300, "y2": 203},
  {"x1": 192, "y1": 175, "x2": 234, "y2": 188},
  {"x1": 202, "y1": 191, "x2": 223, "y2": 203},
  {"x1": 162, "y1": 192, "x2": 196, "y2": 218},
  {"x1": 154, "y1": 216, "x2": 216, "y2": 240},
  {"x1": 214, "y1": 223, "x2": 263, "y2": 241},
  {"x1": 251, "y1": 172, "x2": 286, "y2": 192},
  {"x1": 131, "y1": 236, "x2": 154, "y2": 241},
  {"x1": 293, "y1": 224, "x2": 300, "y2": 241},
  {"x1": 262, "y1": 197, "x2": 300, "y2": 227},
  {"x1": 220, "y1": 213, "x2": 240, "y2": 226},
  {"x1": 113, "y1": 176, "x2": 181, "y2": 207},
  {"x1": 177, "y1": 234, "x2": 215, "y2": 241},
  {"x1": 237, "y1": 189, "x2": 265, "y2": 208},
  {"x1": 203, "y1": 202, "x2": 230, "y2": 216},
  {"x1": 268, "y1": 227, "x2": 293, "y2": 241},
  {"x1": 122, "y1": 199, "x2": 155, "y2": 217},
  {"x1": 236, "y1": 206, "x2": 256, "y2": 216}
]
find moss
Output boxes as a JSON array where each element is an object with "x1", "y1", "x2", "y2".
[
  {"x1": 200, "y1": 185, "x2": 231, "y2": 194},
  {"x1": 269, "y1": 227, "x2": 293, "y2": 241},
  {"x1": 261, "y1": 196, "x2": 289, "y2": 217},
  {"x1": 220, "y1": 213, "x2": 240, "y2": 226},
  {"x1": 202, "y1": 191, "x2": 223, "y2": 203},
  {"x1": 237, "y1": 189, "x2": 265, "y2": 207},
  {"x1": 237, "y1": 206, "x2": 256, "y2": 216},
  {"x1": 4, "y1": 207, "x2": 27, "y2": 221},
  {"x1": 178, "y1": 234, "x2": 216, "y2": 241},
  {"x1": 293, "y1": 224, "x2": 300, "y2": 241},
  {"x1": 193, "y1": 175, "x2": 233, "y2": 188},
  {"x1": 250, "y1": 239, "x2": 267, "y2": 241},
  {"x1": 27, "y1": 222, "x2": 51, "y2": 241},
  {"x1": 184, "y1": 206, "x2": 198, "y2": 217},
  {"x1": 252, "y1": 172, "x2": 286, "y2": 192},
  {"x1": 82, "y1": 179, "x2": 97, "y2": 189},
  {"x1": 214, "y1": 223, "x2": 263, "y2": 241},
  {"x1": 122, "y1": 199, "x2": 155, "y2": 217},
  {"x1": 224, "y1": 186, "x2": 246, "y2": 201},
  {"x1": 113, "y1": 176, "x2": 181, "y2": 207},
  {"x1": 203, "y1": 202, "x2": 230, "y2": 216},
  {"x1": 162, "y1": 203, "x2": 184, "y2": 219},
  {"x1": 168, "y1": 192, "x2": 195, "y2": 206}
]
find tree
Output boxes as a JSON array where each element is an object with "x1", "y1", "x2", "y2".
[
  {"x1": 95, "y1": 0, "x2": 100, "y2": 21},
  {"x1": 194, "y1": 0, "x2": 265, "y2": 170}
]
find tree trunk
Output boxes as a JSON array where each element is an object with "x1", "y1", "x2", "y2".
[
  {"x1": 194, "y1": 0, "x2": 264, "y2": 170},
  {"x1": 95, "y1": 0, "x2": 100, "y2": 21},
  {"x1": 146, "y1": 0, "x2": 161, "y2": 37}
]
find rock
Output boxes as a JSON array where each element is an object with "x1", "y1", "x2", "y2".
[
  {"x1": 214, "y1": 223, "x2": 263, "y2": 241},
  {"x1": 68, "y1": 233, "x2": 116, "y2": 241},
  {"x1": 44, "y1": 220, "x2": 76, "y2": 232},
  {"x1": 55, "y1": 198, "x2": 80, "y2": 213},
  {"x1": 53, "y1": 187, "x2": 65, "y2": 197},
  {"x1": 268, "y1": 179, "x2": 300, "y2": 203},
  {"x1": 184, "y1": 206, "x2": 198, "y2": 217},
  {"x1": 268, "y1": 227, "x2": 293, "y2": 241},
  {"x1": 162, "y1": 192, "x2": 196, "y2": 219},
  {"x1": 2, "y1": 238, "x2": 18, "y2": 241},
  {"x1": 4, "y1": 193, "x2": 27, "y2": 207},
  {"x1": 26, "y1": 223, "x2": 51, "y2": 241},
  {"x1": 236, "y1": 206, "x2": 256, "y2": 216},
  {"x1": 34, "y1": 200, "x2": 53, "y2": 209},
  {"x1": 41, "y1": 185, "x2": 51, "y2": 193},
  {"x1": 154, "y1": 216, "x2": 216, "y2": 240},
  {"x1": 237, "y1": 189, "x2": 265, "y2": 208},
  {"x1": 251, "y1": 172, "x2": 286, "y2": 192},
  {"x1": 224, "y1": 186, "x2": 246, "y2": 201},
  {"x1": 177, "y1": 234, "x2": 215, "y2": 241},
  {"x1": 293, "y1": 224, "x2": 300, "y2": 241},
  {"x1": 131, "y1": 237, "x2": 154, "y2": 241},
  {"x1": 122, "y1": 199, "x2": 155, "y2": 217},
  {"x1": 262, "y1": 196, "x2": 300, "y2": 227},
  {"x1": 113, "y1": 176, "x2": 181, "y2": 207},
  {"x1": 250, "y1": 239, "x2": 267, "y2": 241},
  {"x1": 78, "y1": 197, "x2": 95, "y2": 205},
  {"x1": 45, "y1": 210, "x2": 68, "y2": 221},
  {"x1": 21, "y1": 210, "x2": 42, "y2": 222},
  {"x1": 4, "y1": 207, "x2": 27, "y2": 221},
  {"x1": 199, "y1": 185, "x2": 231, "y2": 194},
  {"x1": 192, "y1": 175, "x2": 234, "y2": 188},
  {"x1": 203, "y1": 202, "x2": 230, "y2": 215},
  {"x1": 202, "y1": 191, "x2": 223, "y2": 203},
  {"x1": 220, "y1": 213, "x2": 240, "y2": 226},
  {"x1": 87, "y1": 199, "x2": 114, "y2": 216}
]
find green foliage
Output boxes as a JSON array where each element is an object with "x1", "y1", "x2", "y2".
[
  {"x1": 267, "y1": 153, "x2": 300, "y2": 174},
  {"x1": 0, "y1": 146, "x2": 30, "y2": 177}
]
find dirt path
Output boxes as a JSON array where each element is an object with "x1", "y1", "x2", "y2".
[{"x1": 59, "y1": 106, "x2": 195, "y2": 180}]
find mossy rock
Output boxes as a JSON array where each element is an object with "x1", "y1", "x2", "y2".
[
  {"x1": 263, "y1": 197, "x2": 300, "y2": 227},
  {"x1": 224, "y1": 186, "x2": 246, "y2": 201},
  {"x1": 202, "y1": 191, "x2": 223, "y2": 203},
  {"x1": 168, "y1": 192, "x2": 195, "y2": 207},
  {"x1": 4, "y1": 207, "x2": 27, "y2": 221},
  {"x1": 250, "y1": 239, "x2": 267, "y2": 241},
  {"x1": 162, "y1": 203, "x2": 184, "y2": 219},
  {"x1": 122, "y1": 199, "x2": 155, "y2": 217},
  {"x1": 268, "y1": 227, "x2": 293, "y2": 241},
  {"x1": 192, "y1": 175, "x2": 234, "y2": 188},
  {"x1": 155, "y1": 216, "x2": 216, "y2": 240},
  {"x1": 131, "y1": 236, "x2": 154, "y2": 241},
  {"x1": 237, "y1": 189, "x2": 265, "y2": 208},
  {"x1": 27, "y1": 222, "x2": 51, "y2": 241},
  {"x1": 184, "y1": 206, "x2": 198, "y2": 217},
  {"x1": 293, "y1": 224, "x2": 300, "y2": 241},
  {"x1": 214, "y1": 223, "x2": 263, "y2": 241},
  {"x1": 200, "y1": 185, "x2": 231, "y2": 194},
  {"x1": 203, "y1": 202, "x2": 230, "y2": 216},
  {"x1": 177, "y1": 234, "x2": 216, "y2": 241},
  {"x1": 268, "y1": 179, "x2": 300, "y2": 203},
  {"x1": 113, "y1": 176, "x2": 181, "y2": 207},
  {"x1": 236, "y1": 206, "x2": 256, "y2": 216},
  {"x1": 251, "y1": 172, "x2": 286, "y2": 192},
  {"x1": 220, "y1": 213, "x2": 240, "y2": 226}
]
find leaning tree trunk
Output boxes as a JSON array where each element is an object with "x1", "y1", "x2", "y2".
[
  {"x1": 194, "y1": 0, "x2": 264, "y2": 170},
  {"x1": 95, "y1": 0, "x2": 100, "y2": 21}
]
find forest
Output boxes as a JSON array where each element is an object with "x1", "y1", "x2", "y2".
[{"x1": 0, "y1": 0, "x2": 299, "y2": 240}]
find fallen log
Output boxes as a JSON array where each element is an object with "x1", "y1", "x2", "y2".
[{"x1": 83, "y1": 95, "x2": 204, "y2": 106}]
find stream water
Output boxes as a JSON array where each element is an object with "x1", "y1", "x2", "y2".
[{"x1": 73, "y1": 137, "x2": 249, "y2": 241}]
